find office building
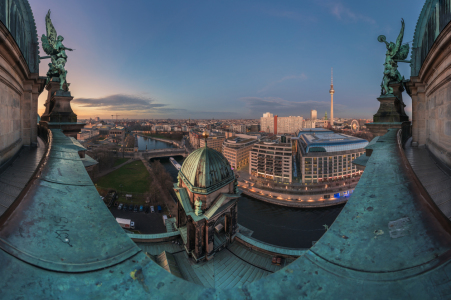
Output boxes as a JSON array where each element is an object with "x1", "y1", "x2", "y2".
[
  {"x1": 222, "y1": 137, "x2": 259, "y2": 170},
  {"x1": 310, "y1": 110, "x2": 317, "y2": 120},
  {"x1": 297, "y1": 130, "x2": 368, "y2": 184},
  {"x1": 199, "y1": 135, "x2": 226, "y2": 153},
  {"x1": 260, "y1": 112, "x2": 303, "y2": 134},
  {"x1": 260, "y1": 112, "x2": 275, "y2": 133}
]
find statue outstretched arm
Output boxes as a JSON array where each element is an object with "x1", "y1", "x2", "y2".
[
  {"x1": 39, "y1": 56, "x2": 52, "y2": 59},
  {"x1": 392, "y1": 18, "x2": 405, "y2": 55}
]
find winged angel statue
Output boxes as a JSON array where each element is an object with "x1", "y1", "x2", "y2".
[
  {"x1": 378, "y1": 19, "x2": 410, "y2": 95},
  {"x1": 40, "y1": 10, "x2": 74, "y2": 90}
]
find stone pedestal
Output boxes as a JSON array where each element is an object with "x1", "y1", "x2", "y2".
[
  {"x1": 40, "y1": 77, "x2": 85, "y2": 138},
  {"x1": 367, "y1": 81, "x2": 411, "y2": 137}
]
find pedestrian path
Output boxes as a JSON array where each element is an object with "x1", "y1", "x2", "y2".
[
  {"x1": 405, "y1": 138, "x2": 451, "y2": 218},
  {"x1": 95, "y1": 158, "x2": 135, "y2": 178}
]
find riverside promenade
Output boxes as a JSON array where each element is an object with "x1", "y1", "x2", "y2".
[{"x1": 236, "y1": 171, "x2": 359, "y2": 208}]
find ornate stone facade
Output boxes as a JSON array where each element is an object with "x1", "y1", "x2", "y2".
[
  {"x1": 408, "y1": 0, "x2": 451, "y2": 168},
  {"x1": 0, "y1": 1, "x2": 45, "y2": 166},
  {"x1": 174, "y1": 145, "x2": 240, "y2": 262}
]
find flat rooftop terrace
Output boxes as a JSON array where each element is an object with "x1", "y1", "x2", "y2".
[{"x1": 300, "y1": 132, "x2": 368, "y2": 153}]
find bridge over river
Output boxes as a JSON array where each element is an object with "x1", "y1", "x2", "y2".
[{"x1": 137, "y1": 148, "x2": 188, "y2": 159}]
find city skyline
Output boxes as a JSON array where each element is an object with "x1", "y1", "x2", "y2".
[{"x1": 30, "y1": 0, "x2": 424, "y2": 120}]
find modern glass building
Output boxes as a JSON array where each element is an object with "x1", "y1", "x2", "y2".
[{"x1": 297, "y1": 130, "x2": 368, "y2": 184}]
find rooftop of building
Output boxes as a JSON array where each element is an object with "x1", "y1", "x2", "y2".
[
  {"x1": 297, "y1": 128, "x2": 333, "y2": 136},
  {"x1": 299, "y1": 131, "x2": 368, "y2": 153},
  {"x1": 224, "y1": 137, "x2": 258, "y2": 145},
  {"x1": 254, "y1": 140, "x2": 291, "y2": 147}
]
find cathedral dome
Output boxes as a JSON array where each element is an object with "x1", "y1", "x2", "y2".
[{"x1": 179, "y1": 145, "x2": 235, "y2": 194}]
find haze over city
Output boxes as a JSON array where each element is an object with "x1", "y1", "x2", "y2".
[{"x1": 30, "y1": 0, "x2": 424, "y2": 120}]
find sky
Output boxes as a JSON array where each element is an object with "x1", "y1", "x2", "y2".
[{"x1": 29, "y1": 0, "x2": 426, "y2": 120}]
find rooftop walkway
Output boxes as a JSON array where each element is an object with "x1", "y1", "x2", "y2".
[
  {"x1": 134, "y1": 239, "x2": 293, "y2": 289},
  {"x1": 405, "y1": 138, "x2": 451, "y2": 218},
  {"x1": 235, "y1": 232, "x2": 307, "y2": 256},
  {"x1": 0, "y1": 138, "x2": 46, "y2": 216}
]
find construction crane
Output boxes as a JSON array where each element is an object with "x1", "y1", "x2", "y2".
[{"x1": 115, "y1": 114, "x2": 120, "y2": 126}]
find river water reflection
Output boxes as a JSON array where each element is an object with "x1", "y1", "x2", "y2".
[
  {"x1": 155, "y1": 150, "x2": 345, "y2": 249},
  {"x1": 137, "y1": 135, "x2": 176, "y2": 151}
]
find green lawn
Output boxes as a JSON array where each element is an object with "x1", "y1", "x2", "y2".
[
  {"x1": 113, "y1": 158, "x2": 130, "y2": 167},
  {"x1": 96, "y1": 161, "x2": 151, "y2": 193}
]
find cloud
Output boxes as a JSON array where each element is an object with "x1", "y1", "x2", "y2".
[
  {"x1": 318, "y1": 1, "x2": 375, "y2": 24},
  {"x1": 73, "y1": 94, "x2": 167, "y2": 112},
  {"x1": 258, "y1": 74, "x2": 307, "y2": 93},
  {"x1": 241, "y1": 96, "x2": 345, "y2": 117}
]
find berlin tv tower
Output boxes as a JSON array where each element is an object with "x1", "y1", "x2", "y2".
[{"x1": 329, "y1": 68, "x2": 334, "y2": 127}]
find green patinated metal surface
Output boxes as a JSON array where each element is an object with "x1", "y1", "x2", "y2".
[
  {"x1": 174, "y1": 184, "x2": 238, "y2": 221},
  {"x1": 235, "y1": 233, "x2": 307, "y2": 256},
  {"x1": 411, "y1": 0, "x2": 451, "y2": 76},
  {"x1": 2, "y1": 129, "x2": 451, "y2": 298},
  {"x1": 179, "y1": 146, "x2": 235, "y2": 195},
  {"x1": 378, "y1": 19, "x2": 410, "y2": 95},
  {"x1": 0, "y1": 129, "x2": 140, "y2": 272}
]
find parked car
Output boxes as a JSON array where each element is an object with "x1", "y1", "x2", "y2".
[
  {"x1": 129, "y1": 205, "x2": 134, "y2": 211},
  {"x1": 150, "y1": 206, "x2": 155, "y2": 213},
  {"x1": 123, "y1": 204, "x2": 128, "y2": 211},
  {"x1": 157, "y1": 205, "x2": 162, "y2": 213},
  {"x1": 130, "y1": 221, "x2": 135, "y2": 229},
  {"x1": 133, "y1": 205, "x2": 138, "y2": 212},
  {"x1": 145, "y1": 206, "x2": 150, "y2": 214},
  {"x1": 139, "y1": 205, "x2": 144, "y2": 212},
  {"x1": 117, "y1": 203, "x2": 123, "y2": 210}
]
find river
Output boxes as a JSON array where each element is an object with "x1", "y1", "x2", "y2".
[
  {"x1": 148, "y1": 140, "x2": 345, "y2": 249},
  {"x1": 137, "y1": 135, "x2": 176, "y2": 151}
]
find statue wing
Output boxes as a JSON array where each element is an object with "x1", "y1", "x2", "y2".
[
  {"x1": 45, "y1": 10, "x2": 57, "y2": 49},
  {"x1": 394, "y1": 44, "x2": 410, "y2": 61},
  {"x1": 40, "y1": 34, "x2": 56, "y2": 55}
]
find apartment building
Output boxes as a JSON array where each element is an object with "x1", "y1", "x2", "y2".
[
  {"x1": 249, "y1": 141, "x2": 293, "y2": 183},
  {"x1": 199, "y1": 135, "x2": 226, "y2": 153}
]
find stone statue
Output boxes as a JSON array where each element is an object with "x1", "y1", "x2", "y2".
[
  {"x1": 39, "y1": 10, "x2": 74, "y2": 90},
  {"x1": 378, "y1": 19, "x2": 410, "y2": 96},
  {"x1": 194, "y1": 197, "x2": 203, "y2": 216}
]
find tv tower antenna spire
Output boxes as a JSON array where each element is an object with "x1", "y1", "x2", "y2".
[{"x1": 329, "y1": 68, "x2": 334, "y2": 127}]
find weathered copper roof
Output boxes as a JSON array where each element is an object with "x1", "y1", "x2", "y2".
[
  {"x1": 3, "y1": 126, "x2": 451, "y2": 298},
  {"x1": 179, "y1": 146, "x2": 234, "y2": 194}
]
